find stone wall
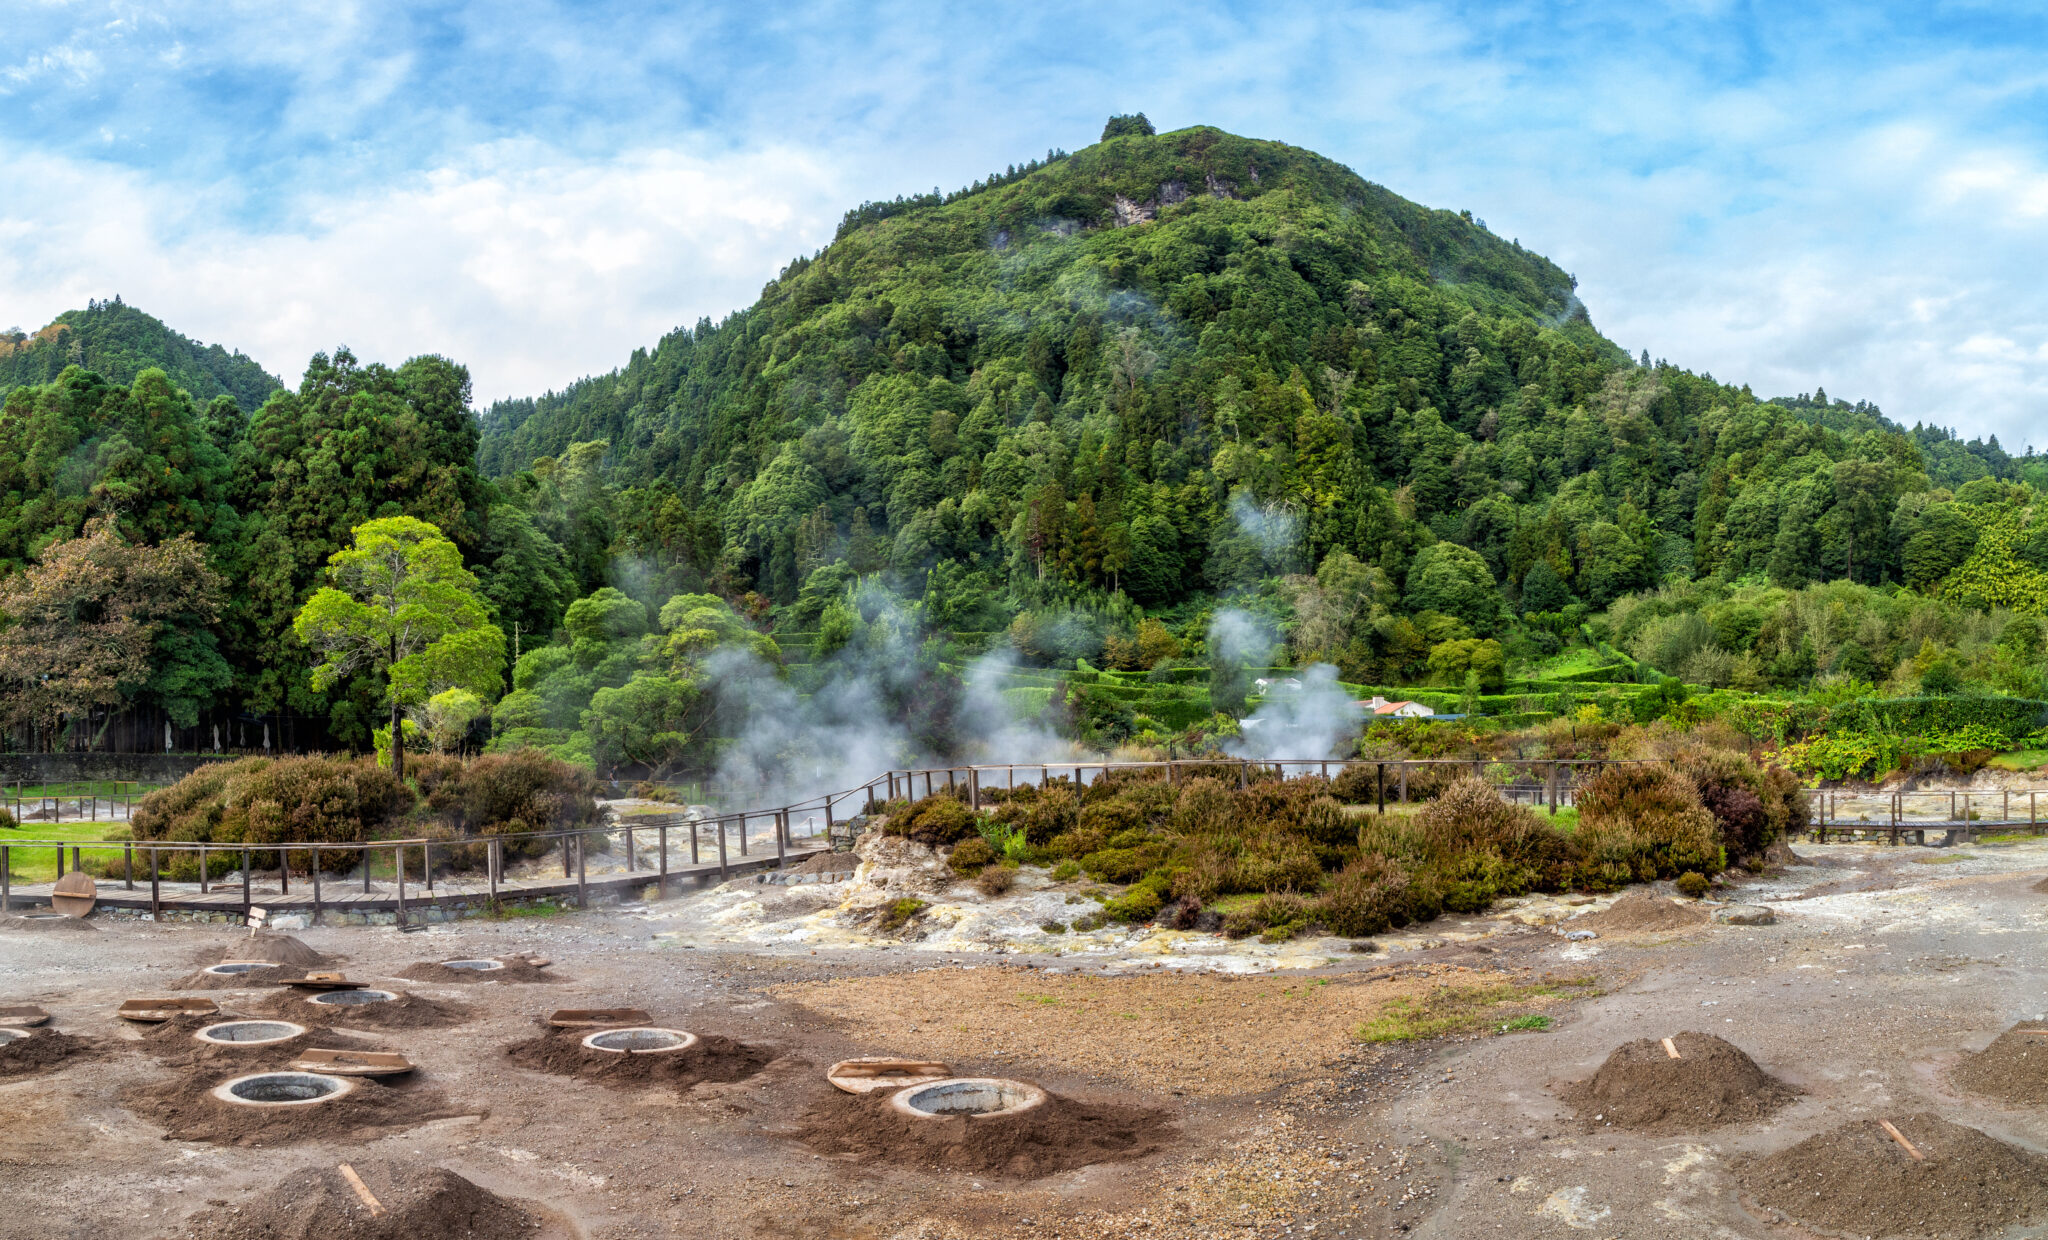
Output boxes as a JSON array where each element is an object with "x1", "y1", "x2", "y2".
[{"x1": 0, "y1": 752, "x2": 249, "y2": 785}]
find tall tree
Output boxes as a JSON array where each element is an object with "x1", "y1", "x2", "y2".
[{"x1": 293, "y1": 517, "x2": 504, "y2": 779}]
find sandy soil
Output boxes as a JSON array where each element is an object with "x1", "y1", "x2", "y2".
[{"x1": 2, "y1": 833, "x2": 2047, "y2": 1239}]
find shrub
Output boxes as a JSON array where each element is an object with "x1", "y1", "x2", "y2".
[
  {"x1": 1079, "y1": 847, "x2": 1149, "y2": 884},
  {"x1": 1040, "y1": 919, "x2": 1069, "y2": 934},
  {"x1": 885, "y1": 793, "x2": 980, "y2": 846},
  {"x1": 1102, "y1": 881, "x2": 1165, "y2": 922},
  {"x1": 1331, "y1": 763, "x2": 1384, "y2": 805},
  {"x1": 1575, "y1": 764, "x2": 1723, "y2": 883},
  {"x1": 1228, "y1": 836, "x2": 1323, "y2": 893},
  {"x1": 1316, "y1": 854, "x2": 1410, "y2": 937},
  {"x1": 975, "y1": 863, "x2": 1017, "y2": 896},
  {"x1": 1050, "y1": 860, "x2": 1081, "y2": 881},
  {"x1": 1078, "y1": 799, "x2": 1143, "y2": 837},
  {"x1": 0, "y1": 807, "x2": 13, "y2": 829},
  {"x1": 876, "y1": 897, "x2": 927, "y2": 932},
  {"x1": 1675, "y1": 871, "x2": 1711, "y2": 898},
  {"x1": 1169, "y1": 778, "x2": 1234, "y2": 836},
  {"x1": 948, "y1": 837, "x2": 997, "y2": 873},
  {"x1": 418, "y1": 748, "x2": 603, "y2": 836}
]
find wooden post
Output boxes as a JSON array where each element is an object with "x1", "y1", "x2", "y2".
[
  {"x1": 738, "y1": 815, "x2": 748, "y2": 856},
  {"x1": 1400, "y1": 764, "x2": 1408, "y2": 803},
  {"x1": 1375, "y1": 763, "x2": 1385, "y2": 815},
  {"x1": 55, "y1": 845, "x2": 63, "y2": 880},
  {"x1": 71, "y1": 845, "x2": 80, "y2": 873},
  {"x1": 690, "y1": 817, "x2": 700, "y2": 865},
  {"x1": 423, "y1": 842, "x2": 432, "y2": 892},
  {"x1": 241, "y1": 848, "x2": 251, "y2": 920},
  {"x1": 575, "y1": 835, "x2": 587, "y2": 908},
  {"x1": 489, "y1": 838, "x2": 501, "y2": 905},
  {"x1": 658, "y1": 824, "x2": 669, "y2": 899},
  {"x1": 1, "y1": 845, "x2": 8, "y2": 911},
  {"x1": 311, "y1": 853, "x2": 321, "y2": 926},
  {"x1": 124, "y1": 843, "x2": 134, "y2": 889},
  {"x1": 149, "y1": 848, "x2": 159, "y2": 920},
  {"x1": 364, "y1": 843, "x2": 372, "y2": 893},
  {"x1": 395, "y1": 844, "x2": 406, "y2": 925},
  {"x1": 563, "y1": 835, "x2": 573, "y2": 877},
  {"x1": 776, "y1": 810, "x2": 787, "y2": 870},
  {"x1": 279, "y1": 848, "x2": 288, "y2": 895},
  {"x1": 1239, "y1": 760, "x2": 1248, "y2": 789},
  {"x1": 716, "y1": 817, "x2": 728, "y2": 880},
  {"x1": 624, "y1": 823, "x2": 635, "y2": 872},
  {"x1": 200, "y1": 844, "x2": 208, "y2": 893}
]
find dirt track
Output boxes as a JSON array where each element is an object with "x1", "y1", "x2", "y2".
[{"x1": 3, "y1": 836, "x2": 2047, "y2": 1239}]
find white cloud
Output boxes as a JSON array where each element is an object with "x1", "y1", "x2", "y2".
[{"x1": 0, "y1": 138, "x2": 849, "y2": 402}]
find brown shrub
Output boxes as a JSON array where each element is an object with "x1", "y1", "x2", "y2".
[
  {"x1": 975, "y1": 864, "x2": 1017, "y2": 896},
  {"x1": 1169, "y1": 777, "x2": 1234, "y2": 837},
  {"x1": 1019, "y1": 786, "x2": 1079, "y2": 845},
  {"x1": 1316, "y1": 854, "x2": 1411, "y2": 936},
  {"x1": 885, "y1": 793, "x2": 981, "y2": 846},
  {"x1": 131, "y1": 756, "x2": 414, "y2": 878},
  {"x1": 948, "y1": 837, "x2": 997, "y2": 873},
  {"x1": 1576, "y1": 764, "x2": 1723, "y2": 883}
]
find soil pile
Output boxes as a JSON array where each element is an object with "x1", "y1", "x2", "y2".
[
  {"x1": 788, "y1": 851, "x2": 859, "y2": 877},
  {"x1": 176, "y1": 936, "x2": 336, "y2": 988},
  {"x1": 236, "y1": 934, "x2": 334, "y2": 968},
  {"x1": 1561, "y1": 1032, "x2": 1799, "y2": 1133},
  {"x1": 123, "y1": 1073, "x2": 467, "y2": 1146},
  {"x1": 0, "y1": 913, "x2": 97, "y2": 932},
  {"x1": 397, "y1": 956, "x2": 562, "y2": 984},
  {"x1": 503, "y1": 1029, "x2": 775, "y2": 1092},
  {"x1": 1569, "y1": 893, "x2": 1710, "y2": 935},
  {"x1": 260, "y1": 990, "x2": 472, "y2": 1030},
  {"x1": 184, "y1": 1163, "x2": 538, "y2": 1240},
  {"x1": 1952, "y1": 1022, "x2": 2048, "y2": 1104},
  {"x1": 2031, "y1": 875, "x2": 2048, "y2": 894},
  {"x1": 790, "y1": 1088, "x2": 1171, "y2": 1177},
  {"x1": 1740, "y1": 1112, "x2": 2048, "y2": 1239},
  {"x1": 0, "y1": 1030, "x2": 109, "y2": 1078}
]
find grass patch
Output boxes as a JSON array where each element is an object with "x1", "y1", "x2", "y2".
[
  {"x1": 1354, "y1": 977, "x2": 1596, "y2": 1044},
  {"x1": 488, "y1": 899, "x2": 570, "y2": 919},
  {"x1": 1, "y1": 819, "x2": 134, "y2": 883},
  {"x1": 1499, "y1": 1014, "x2": 1552, "y2": 1032},
  {"x1": 877, "y1": 897, "x2": 927, "y2": 932},
  {"x1": 1911, "y1": 853, "x2": 1973, "y2": 865},
  {"x1": 1988, "y1": 750, "x2": 2048, "y2": 772}
]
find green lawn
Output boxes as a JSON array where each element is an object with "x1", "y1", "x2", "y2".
[
  {"x1": 1, "y1": 818, "x2": 135, "y2": 884},
  {"x1": 1988, "y1": 750, "x2": 2048, "y2": 772}
]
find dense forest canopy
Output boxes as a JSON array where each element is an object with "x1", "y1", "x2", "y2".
[
  {"x1": 1, "y1": 121, "x2": 2042, "y2": 769},
  {"x1": 1, "y1": 299, "x2": 281, "y2": 414}
]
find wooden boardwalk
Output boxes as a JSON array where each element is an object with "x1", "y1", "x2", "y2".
[{"x1": 2, "y1": 842, "x2": 831, "y2": 921}]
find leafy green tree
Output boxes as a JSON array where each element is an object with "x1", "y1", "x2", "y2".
[
  {"x1": 1404, "y1": 544, "x2": 1498, "y2": 634},
  {"x1": 293, "y1": 516, "x2": 505, "y2": 779},
  {"x1": 1101, "y1": 113, "x2": 1156, "y2": 140}
]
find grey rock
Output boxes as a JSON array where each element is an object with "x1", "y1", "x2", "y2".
[{"x1": 1713, "y1": 904, "x2": 1776, "y2": 926}]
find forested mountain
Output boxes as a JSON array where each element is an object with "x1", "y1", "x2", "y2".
[
  {"x1": 479, "y1": 122, "x2": 2034, "y2": 635},
  {"x1": 2, "y1": 118, "x2": 2044, "y2": 765},
  {"x1": 0, "y1": 299, "x2": 281, "y2": 413}
]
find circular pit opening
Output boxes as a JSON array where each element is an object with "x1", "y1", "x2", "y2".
[
  {"x1": 211, "y1": 1071, "x2": 354, "y2": 1107},
  {"x1": 0, "y1": 1028, "x2": 28, "y2": 1046},
  {"x1": 195, "y1": 1020, "x2": 306, "y2": 1046},
  {"x1": 891, "y1": 1077, "x2": 1047, "y2": 1121},
  {"x1": 441, "y1": 959, "x2": 504, "y2": 971},
  {"x1": 307, "y1": 989, "x2": 398, "y2": 1008},
  {"x1": 202, "y1": 962, "x2": 279, "y2": 977},
  {"x1": 581, "y1": 1027, "x2": 698, "y2": 1055}
]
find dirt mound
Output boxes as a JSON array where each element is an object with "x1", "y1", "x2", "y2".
[
  {"x1": 1561, "y1": 1032, "x2": 1799, "y2": 1133},
  {"x1": 788, "y1": 850, "x2": 859, "y2": 876},
  {"x1": 789, "y1": 1087, "x2": 1171, "y2": 1177},
  {"x1": 259, "y1": 990, "x2": 472, "y2": 1030},
  {"x1": 139, "y1": 1015, "x2": 383, "y2": 1069},
  {"x1": 503, "y1": 1028, "x2": 776, "y2": 1092},
  {"x1": 0, "y1": 1030, "x2": 110, "y2": 1078},
  {"x1": 173, "y1": 965, "x2": 329, "y2": 990},
  {"x1": 185, "y1": 934, "x2": 335, "y2": 969},
  {"x1": 184, "y1": 1162, "x2": 538, "y2": 1240},
  {"x1": 2032, "y1": 875, "x2": 2048, "y2": 894},
  {"x1": 122, "y1": 1071, "x2": 467, "y2": 1146},
  {"x1": 396, "y1": 956, "x2": 563, "y2": 985},
  {"x1": 0, "y1": 913, "x2": 98, "y2": 932},
  {"x1": 1740, "y1": 1112, "x2": 2048, "y2": 1239},
  {"x1": 1569, "y1": 893, "x2": 1710, "y2": 935},
  {"x1": 1952, "y1": 1021, "x2": 2048, "y2": 1104}
]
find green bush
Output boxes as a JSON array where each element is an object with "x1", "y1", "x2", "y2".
[
  {"x1": 885, "y1": 793, "x2": 980, "y2": 846},
  {"x1": 1103, "y1": 881, "x2": 1165, "y2": 922},
  {"x1": 1316, "y1": 855, "x2": 1410, "y2": 937},
  {"x1": 876, "y1": 897, "x2": 927, "y2": 932},
  {"x1": 1675, "y1": 871, "x2": 1710, "y2": 898},
  {"x1": 1079, "y1": 847, "x2": 1149, "y2": 883},
  {"x1": 1050, "y1": 859, "x2": 1081, "y2": 881},
  {"x1": 948, "y1": 837, "x2": 997, "y2": 873},
  {"x1": 1574, "y1": 764, "x2": 1723, "y2": 883}
]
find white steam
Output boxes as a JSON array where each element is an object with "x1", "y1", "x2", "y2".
[{"x1": 1227, "y1": 663, "x2": 1363, "y2": 762}]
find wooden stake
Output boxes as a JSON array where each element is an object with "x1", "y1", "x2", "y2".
[
  {"x1": 1878, "y1": 1119, "x2": 1924, "y2": 1161},
  {"x1": 337, "y1": 1163, "x2": 386, "y2": 1216},
  {"x1": 1662, "y1": 1037, "x2": 1681, "y2": 1060}
]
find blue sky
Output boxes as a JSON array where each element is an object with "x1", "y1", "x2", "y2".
[{"x1": 4, "y1": 2, "x2": 2046, "y2": 448}]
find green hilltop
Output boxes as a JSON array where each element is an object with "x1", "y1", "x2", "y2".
[{"x1": 0, "y1": 298, "x2": 281, "y2": 413}]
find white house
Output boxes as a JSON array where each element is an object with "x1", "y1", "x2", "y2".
[{"x1": 1361, "y1": 695, "x2": 1435, "y2": 718}]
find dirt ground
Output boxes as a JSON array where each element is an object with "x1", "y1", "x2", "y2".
[{"x1": 4, "y1": 835, "x2": 2048, "y2": 1239}]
